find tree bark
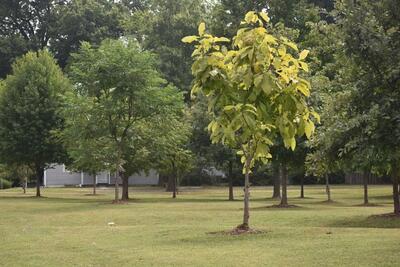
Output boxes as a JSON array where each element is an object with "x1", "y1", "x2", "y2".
[
  {"x1": 325, "y1": 174, "x2": 331, "y2": 202},
  {"x1": 92, "y1": 174, "x2": 97, "y2": 195},
  {"x1": 22, "y1": 177, "x2": 27, "y2": 194},
  {"x1": 240, "y1": 157, "x2": 251, "y2": 229},
  {"x1": 114, "y1": 171, "x2": 120, "y2": 202},
  {"x1": 35, "y1": 165, "x2": 43, "y2": 197},
  {"x1": 300, "y1": 175, "x2": 305, "y2": 198},
  {"x1": 166, "y1": 175, "x2": 174, "y2": 192},
  {"x1": 272, "y1": 164, "x2": 281, "y2": 199},
  {"x1": 121, "y1": 173, "x2": 129, "y2": 201},
  {"x1": 392, "y1": 166, "x2": 399, "y2": 215},
  {"x1": 172, "y1": 174, "x2": 177, "y2": 199},
  {"x1": 363, "y1": 171, "x2": 368, "y2": 205},
  {"x1": 280, "y1": 162, "x2": 288, "y2": 206},
  {"x1": 228, "y1": 160, "x2": 234, "y2": 201}
]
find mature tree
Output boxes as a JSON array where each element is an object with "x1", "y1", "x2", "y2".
[
  {"x1": 51, "y1": 0, "x2": 127, "y2": 68},
  {"x1": 0, "y1": 0, "x2": 61, "y2": 77},
  {"x1": 125, "y1": 0, "x2": 209, "y2": 94},
  {"x1": 184, "y1": 12, "x2": 317, "y2": 230},
  {"x1": 330, "y1": 0, "x2": 400, "y2": 214},
  {"x1": 0, "y1": 0, "x2": 127, "y2": 77},
  {"x1": 0, "y1": 50, "x2": 69, "y2": 197},
  {"x1": 68, "y1": 39, "x2": 182, "y2": 203}
]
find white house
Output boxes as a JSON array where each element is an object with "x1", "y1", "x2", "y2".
[{"x1": 44, "y1": 164, "x2": 159, "y2": 187}]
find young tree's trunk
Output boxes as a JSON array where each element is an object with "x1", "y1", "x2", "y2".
[
  {"x1": 272, "y1": 164, "x2": 281, "y2": 199},
  {"x1": 363, "y1": 171, "x2": 369, "y2": 205},
  {"x1": 121, "y1": 173, "x2": 129, "y2": 201},
  {"x1": 280, "y1": 162, "x2": 288, "y2": 206},
  {"x1": 240, "y1": 157, "x2": 251, "y2": 229},
  {"x1": 325, "y1": 174, "x2": 331, "y2": 202},
  {"x1": 22, "y1": 177, "x2": 27, "y2": 194},
  {"x1": 391, "y1": 166, "x2": 399, "y2": 215},
  {"x1": 300, "y1": 175, "x2": 305, "y2": 198},
  {"x1": 35, "y1": 165, "x2": 43, "y2": 197},
  {"x1": 92, "y1": 174, "x2": 97, "y2": 195},
  {"x1": 172, "y1": 175, "x2": 177, "y2": 199},
  {"x1": 228, "y1": 160, "x2": 234, "y2": 201},
  {"x1": 114, "y1": 171, "x2": 120, "y2": 202}
]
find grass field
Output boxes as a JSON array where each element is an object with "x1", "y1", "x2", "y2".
[{"x1": 1, "y1": 185, "x2": 399, "y2": 267}]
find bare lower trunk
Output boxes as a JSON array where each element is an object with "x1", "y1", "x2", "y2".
[
  {"x1": 114, "y1": 171, "x2": 119, "y2": 202},
  {"x1": 172, "y1": 175, "x2": 177, "y2": 198},
  {"x1": 240, "y1": 157, "x2": 251, "y2": 229},
  {"x1": 280, "y1": 162, "x2": 288, "y2": 206},
  {"x1": 363, "y1": 171, "x2": 368, "y2": 205},
  {"x1": 300, "y1": 175, "x2": 305, "y2": 198},
  {"x1": 325, "y1": 174, "x2": 331, "y2": 201},
  {"x1": 272, "y1": 164, "x2": 281, "y2": 199},
  {"x1": 228, "y1": 160, "x2": 234, "y2": 201},
  {"x1": 92, "y1": 174, "x2": 97, "y2": 195},
  {"x1": 23, "y1": 177, "x2": 27, "y2": 194},
  {"x1": 35, "y1": 165, "x2": 43, "y2": 197},
  {"x1": 121, "y1": 174, "x2": 129, "y2": 201},
  {"x1": 392, "y1": 167, "x2": 399, "y2": 215},
  {"x1": 166, "y1": 175, "x2": 174, "y2": 192}
]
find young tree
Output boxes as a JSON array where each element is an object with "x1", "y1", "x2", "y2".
[
  {"x1": 0, "y1": 163, "x2": 32, "y2": 194},
  {"x1": 155, "y1": 111, "x2": 193, "y2": 198},
  {"x1": 62, "y1": 94, "x2": 110, "y2": 195},
  {"x1": 0, "y1": 50, "x2": 69, "y2": 197},
  {"x1": 68, "y1": 39, "x2": 182, "y2": 203},
  {"x1": 184, "y1": 11, "x2": 317, "y2": 230}
]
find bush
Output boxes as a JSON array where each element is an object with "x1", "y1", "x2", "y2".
[{"x1": 0, "y1": 178, "x2": 12, "y2": 189}]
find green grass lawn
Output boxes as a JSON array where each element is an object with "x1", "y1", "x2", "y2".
[{"x1": 1, "y1": 185, "x2": 399, "y2": 267}]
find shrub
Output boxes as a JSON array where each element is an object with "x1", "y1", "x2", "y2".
[{"x1": 0, "y1": 178, "x2": 11, "y2": 189}]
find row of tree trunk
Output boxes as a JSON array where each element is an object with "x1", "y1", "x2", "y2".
[{"x1": 32, "y1": 165, "x2": 400, "y2": 215}]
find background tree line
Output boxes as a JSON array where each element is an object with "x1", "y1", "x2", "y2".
[{"x1": 0, "y1": 0, "x2": 399, "y2": 214}]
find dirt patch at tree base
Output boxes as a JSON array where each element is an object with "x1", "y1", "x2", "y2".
[
  {"x1": 208, "y1": 227, "x2": 266, "y2": 236},
  {"x1": 111, "y1": 200, "x2": 129, "y2": 205},
  {"x1": 369, "y1": 213, "x2": 400, "y2": 219},
  {"x1": 354, "y1": 203, "x2": 381, "y2": 207},
  {"x1": 319, "y1": 200, "x2": 337, "y2": 204}
]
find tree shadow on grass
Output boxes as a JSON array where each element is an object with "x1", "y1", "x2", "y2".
[
  {"x1": 119, "y1": 197, "x2": 248, "y2": 204},
  {"x1": 327, "y1": 215, "x2": 400, "y2": 229},
  {"x1": 251, "y1": 204, "x2": 307, "y2": 211},
  {"x1": 0, "y1": 195, "x2": 110, "y2": 204},
  {"x1": 370, "y1": 195, "x2": 393, "y2": 200}
]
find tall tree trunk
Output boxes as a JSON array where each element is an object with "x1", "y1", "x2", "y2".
[
  {"x1": 35, "y1": 165, "x2": 43, "y2": 197},
  {"x1": 166, "y1": 175, "x2": 174, "y2": 192},
  {"x1": 22, "y1": 177, "x2": 27, "y2": 194},
  {"x1": 272, "y1": 163, "x2": 281, "y2": 199},
  {"x1": 240, "y1": 157, "x2": 251, "y2": 229},
  {"x1": 114, "y1": 171, "x2": 120, "y2": 202},
  {"x1": 172, "y1": 174, "x2": 177, "y2": 199},
  {"x1": 363, "y1": 171, "x2": 368, "y2": 205},
  {"x1": 121, "y1": 173, "x2": 129, "y2": 201},
  {"x1": 300, "y1": 175, "x2": 305, "y2": 198},
  {"x1": 325, "y1": 174, "x2": 331, "y2": 202},
  {"x1": 92, "y1": 174, "x2": 97, "y2": 195},
  {"x1": 280, "y1": 162, "x2": 288, "y2": 206},
  {"x1": 228, "y1": 160, "x2": 234, "y2": 201},
  {"x1": 392, "y1": 166, "x2": 399, "y2": 215}
]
